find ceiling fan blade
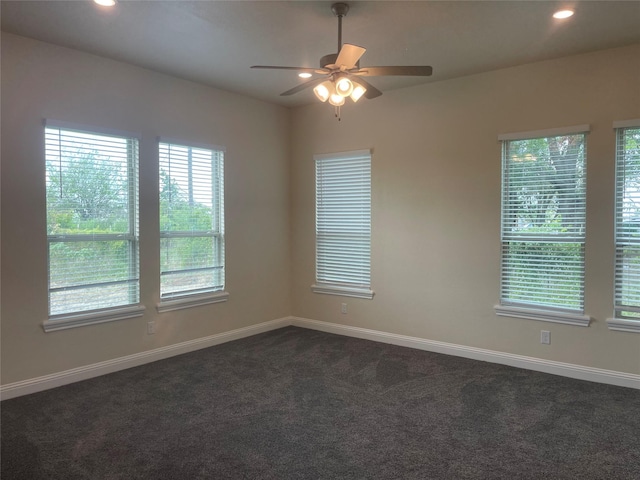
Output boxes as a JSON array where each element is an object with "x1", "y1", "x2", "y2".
[
  {"x1": 280, "y1": 77, "x2": 327, "y2": 96},
  {"x1": 348, "y1": 76, "x2": 382, "y2": 99},
  {"x1": 335, "y1": 43, "x2": 366, "y2": 69},
  {"x1": 251, "y1": 65, "x2": 325, "y2": 73},
  {"x1": 354, "y1": 66, "x2": 433, "y2": 77}
]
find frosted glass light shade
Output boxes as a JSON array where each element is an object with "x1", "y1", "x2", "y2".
[
  {"x1": 329, "y1": 93, "x2": 346, "y2": 106},
  {"x1": 350, "y1": 84, "x2": 366, "y2": 102},
  {"x1": 335, "y1": 77, "x2": 354, "y2": 97},
  {"x1": 313, "y1": 82, "x2": 332, "y2": 102}
]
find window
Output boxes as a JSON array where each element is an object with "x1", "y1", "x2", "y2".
[
  {"x1": 44, "y1": 121, "x2": 142, "y2": 331},
  {"x1": 495, "y1": 126, "x2": 590, "y2": 326},
  {"x1": 158, "y1": 140, "x2": 226, "y2": 311},
  {"x1": 609, "y1": 121, "x2": 640, "y2": 332},
  {"x1": 312, "y1": 150, "x2": 373, "y2": 299}
]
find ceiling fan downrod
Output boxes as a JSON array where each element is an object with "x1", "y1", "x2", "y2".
[
  {"x1": 331, "y1": 3, "x2": 349, "y2": 52},
  {"x1": 319, "y1": 3, "x2": 350, "y2": 69}
]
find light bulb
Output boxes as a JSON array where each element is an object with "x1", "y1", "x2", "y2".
[
  {"x1": 328, "y1": 93, "x2": 345, "y2": 106},
  {"x1": 335, "y1": 77, "x2": 354, "y2": 97},
  {"x1": 298, "y1": 72, "x2": 312, "y2": 79},
  {"x1": 553, "y1": 10, "x2": 574, "y2": 19},
  {"x1": 350, "y1": 84, "x2": 366, "y2": 102},
  {"x1": 94, "y1": 0, "x2": 116, "y2": 6}
]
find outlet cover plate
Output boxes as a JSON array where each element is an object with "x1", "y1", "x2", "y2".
[{"x1": 540, "y1": 330, "x2": 550, "y2": 345}]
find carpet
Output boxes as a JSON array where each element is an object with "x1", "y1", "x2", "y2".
[{"x1": 2, "y1": 326, "x2": 639, "y2": 479}]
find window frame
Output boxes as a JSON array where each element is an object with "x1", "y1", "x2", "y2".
[
  {"x1": 607, "y1": 119, "x2": 640, "y2": 333},
  {"x1": 156, "y1": 138, "x2": 228, "y2": 312},
  {"x1": 312, "y1": 149, "x2": 374, "y2": 300},
  {"x1": 43, "y1": 120, "x2": 144, "y2": 332},
  {"x1": 494, "y1": 125, "x2": 591, "y2": 327}
]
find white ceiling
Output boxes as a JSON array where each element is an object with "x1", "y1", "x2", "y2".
[{"x1": 2, "y1": 1, "x2": 639, "y2": 107}]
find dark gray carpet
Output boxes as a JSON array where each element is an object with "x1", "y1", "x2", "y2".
[{"x1": 2, "y1": 326, "x2": 639, "y2": 479}]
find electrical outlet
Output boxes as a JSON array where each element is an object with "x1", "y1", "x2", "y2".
[
  {"x1": 147, "y1": 321, "x2": 156, "y2": 335},
  {"x1": 540, "y1": 330, "x2": 550, "y2": 345},
  {"x1": 341, "y1": 303, "x2": 347, "y2": 314}
]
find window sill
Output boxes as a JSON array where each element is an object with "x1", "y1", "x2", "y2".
[
  {"x1": 494, "y1": 304, "x2": 590, "y2": 327},
  {"x1": 157, "y1": 291, "x2": 229, "y2": 313},
  {"x1": 606, "y1": 317, "x2": 640, "y2": 333},
  {"x1": 311, "y1": 284, "x2": 374, "y2": 300},
  {"x1": 43, "y1": 305, "x2": 145, "y2": 332}
]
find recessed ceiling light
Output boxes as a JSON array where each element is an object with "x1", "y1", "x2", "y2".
[
  {"x1": 298, "y1": 72, "x2": 312, "y2": 79},
  {"x1": 553, "y1": 9, "x2": 574, "y2": 19},
  {"x1": 94, "y1": 0, "x2": 116, "y2": 7}
]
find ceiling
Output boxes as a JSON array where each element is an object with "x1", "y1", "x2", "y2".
[{"x1": 2, "y1": 1, "x2": 639, "y2": 107}]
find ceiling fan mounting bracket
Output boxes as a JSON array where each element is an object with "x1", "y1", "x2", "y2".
[{"x1": 331, "y1": 3, "x2": 349, "y2": 18}]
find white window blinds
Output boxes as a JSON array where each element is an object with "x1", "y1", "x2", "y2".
[
  {"x1": 500, "y1": 129, "x2": 588, "y2": 312},
  {"x1": 614, "y1": 124, "x2": 640, "y2": 319},
  {"x1": 159, "y1": 140, "x2": 225, "y2": 298},
  {"x1": 45, "y1": 122, "x2": 140, "y2": 316},
  {"x1": 314, "y1": 150, "x2": 372, "y2": 296}
]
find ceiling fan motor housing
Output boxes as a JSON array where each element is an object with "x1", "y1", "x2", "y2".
[{"x1": 320, "y1": 53, "x2": 338, "y2": 69}]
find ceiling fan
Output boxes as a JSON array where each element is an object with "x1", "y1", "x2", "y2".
[{"x1": 251, "y1": 2, "x2": 433, "y2": 113}]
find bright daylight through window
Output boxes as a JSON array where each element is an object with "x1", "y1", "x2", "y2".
[
  {"x1": 613, "y1": 125, "x2": 640, "y2": 320},
  {"x1": 159, "y1": 141, "x2": 225, "y2": 300},
  {"x1": 498, "y1": 127, "x2": 588, "y2": 320},
  {"x1": 313, "y1": 150, "x2": 373, "y2": 299},
  {"x1": 45, "y1": 122, "x2": 140, "y2": 317}
]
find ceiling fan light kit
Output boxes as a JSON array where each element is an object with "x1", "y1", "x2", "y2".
[
  {"x1": 251, "y1": 2, "x2": 433, "y2": 119},
  {"x1": 314, "y1": 76, "x2": 364, "y2": 104}
]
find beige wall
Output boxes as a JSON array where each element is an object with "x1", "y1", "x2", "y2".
[
  {"x1": 1, "y1": 33, "x2": 291, "y2": 384},
  {"x1": 2, "y1": 32, "x2": 639, "y2": 387},
  {"x1": 290, "y1": 44, "x2": 640, "y2": 375}
]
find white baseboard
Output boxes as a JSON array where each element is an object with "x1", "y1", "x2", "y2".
[
  {"x1": 3, "y1": 315, "x2": 638, "y2": 400},
  {"x1": 0, "y1": 317, "x2": 290, "y2": 400},
  {"x1": 290, "y1": 317, "x2": 640, "y2": 390}
]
